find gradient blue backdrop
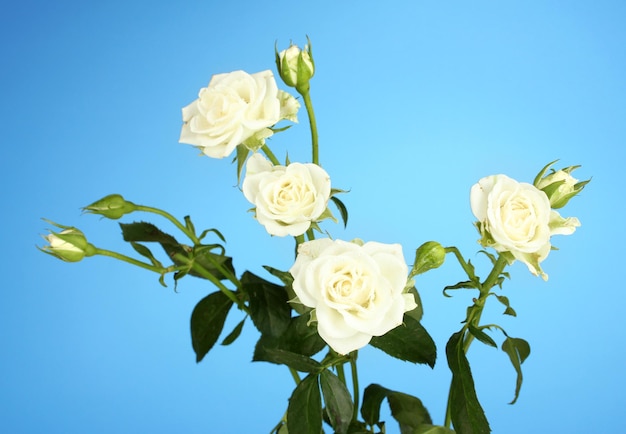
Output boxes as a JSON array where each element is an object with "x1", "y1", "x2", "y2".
[{"x1": 3, "y1": 1, "x2": 625, "y2": 432}]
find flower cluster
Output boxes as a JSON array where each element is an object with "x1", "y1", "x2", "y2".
[{"x1": 39, "y1": 37, "x2": 590, "y2": 434}]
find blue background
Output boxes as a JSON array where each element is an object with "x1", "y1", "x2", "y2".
[{"x1": 2, "y1": 1, "x2": 625, "y2": 432}]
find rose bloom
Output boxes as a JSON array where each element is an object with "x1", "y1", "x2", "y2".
[
  {"x1": 242, "y1": 153, "x2": 331, "y2": 237},
  {"x1": 470, "y1": 174, "x2": 580, "y2": 279},
  {"x1": 289, "y1": 238, "x2": 417, "y2": 355},
  {"x1": 179, "y1": 70, "x2": 282, "y2": 159}
]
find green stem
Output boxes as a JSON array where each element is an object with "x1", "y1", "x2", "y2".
[
  {"x1": 134, "y1": 205, "x2": 199, "y2": 244},
  {"x1": 261, "y1": 144, "x2": 280, "y2": 166},
  {"x1": 197, "y1": 246, "x2": 242, "y2": 289},
  {"x1": 444, "y1": 246, "x2": 477, "y2": 282},
  {"x1": 443, "y1": 253, "x2": 508, "y2": 429},
  {"x1": 95, "y1": 248, "x2": 168, "y2": 274},
  {"x1": 349, "y1": 351, "x2": 360, "y2": 421},
  {"x1": 336, "y1": 362, "x2": 347, "y2": 386},
  {"x1": 171, "y1": 252, "x2": 249, "y2": 315},
  {"x1": 288, "y1": 367, "x2": 301, "y2": 385},
  {"x1": 301, "y1": 91, "x2": 319, "y2": 165}
]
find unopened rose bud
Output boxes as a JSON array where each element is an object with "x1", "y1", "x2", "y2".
[
  {"x1": 534, "y1": 162, "x2": 589, "y2": 209},
  {"x1": 411, "y1": 241, "x2": 446, "y2": 276},
  {"x1": 83, "y1": 194, "x2": 136, "y2": 219},
  {"x1": 276, "y1": 39, "x2": 315, "y2": 93},
  {"x1": 39, "y1": 222, "x2": 96, "y2": 262}
]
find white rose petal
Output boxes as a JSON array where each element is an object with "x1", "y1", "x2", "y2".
[
  {"x1": 289, "y1": 239, "x2": 412, "y2": 355},
  {"x1": 179, "y1": 70, "x2": 285, "y2": 159},
  {"x1": 242, "y1": 154, "x2": 331, "y2": 237}
]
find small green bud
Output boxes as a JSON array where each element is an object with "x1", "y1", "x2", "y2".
[
  {"x1": 276, "y1": 38, "x2": 315, "y2": 93},
  {"x1": 83, "y1": 194, "x2": 136, "y2": 219},
  {"x1": 534, "y1": 161, "x2": 589, "y2": 209},
  {"x1": 411, "y1": 241, "x2": 446, "y2": 276},
  {"x1": 39, "y1": 221, "x2": 96, "y2": 262}
]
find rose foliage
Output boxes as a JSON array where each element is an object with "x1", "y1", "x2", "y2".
[{"x1": 40, "y1": 39, "x2": 589, "y2": 434}]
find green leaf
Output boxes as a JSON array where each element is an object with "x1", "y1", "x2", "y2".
[
  {"x1": 120, "y1": 221, "x2": 179, "y2": 244},
  {"x1": 404, "y1": 287, "x2": 423, "y2": 322},
  {"x1": 253, "y1": 336, "x2": 323, "y2": 373},
  {"x1": 361, "y1": 384, "x2": 390, "y2": 426},
  {"x1": 279, "y1": 315, "x2": 326, "y2": 357},
  {"x1": 191, "y1": 246, "x2": 236, "y2": 281},
  {"x1": 445, "y1": 331, "x2": 491, "y2": 434},
  {"x1": 320, "y1": 370, "x2": 354, "y2": 434},
  {"x1": 242, "y1": 271, "x2": 291, "y2": 338},
  {"x1": 190, "y1": 291, "x2": 233, "y2": 363},
  {"x1": 330, "y1": 196, "x2": 349, "y2": 228},
  {"x1": 360, "y1": 384, "x2": 433, "y2": 432},
  {"x1": 501, "y1": 337, "x2": 531, "y2": 404},
  {"x1": 263, "y1": 265, "x2": 295, "y2": 286},
  {"x1": 221, "y1": 317, "x2": 246, "y2": 346},
  {"x1": 468, "y1": 325, "x2": 497, "y2": 348},
  {"x1": 370, "y1": 315, "x2": 436, "y2": 367},
  {"x1": 287, "y1": 374, "x2": 323, "y2": 434},
  {"x1": 130, "y1": 242, "x2": 163, "y2": 268},
  {"x1": 119, "y1": 221, "x2": 235, "y2": 281},
  {"x1": 493, "y1": 294, "x2": 517, "y2": 317},
  {"x1": 414, "y1": 425, "x2": 456, "y2": 434},
  {"x1": 387, "y1": 391, "x2": 432, "y2": 431},
  {"x1": 443, "y1": 281, "x2": 478, "y2": 297}
]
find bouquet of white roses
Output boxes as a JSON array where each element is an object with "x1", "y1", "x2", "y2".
[{"x1": 40, "y1": 38, "x2": 588, "y2": 434}]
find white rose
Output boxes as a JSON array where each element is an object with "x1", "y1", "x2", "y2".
[
  {"x1": 242, "y1": 153, "x2": 331, "y2": 237},
  {"x1": 289, "y1": 238, "x2": 416, "y2": 355},
  {"x1": 179, "y1": 70, "x2": 286, "y2": 159},
  {"x1": 471, "y1": 174, "x2": 553, "y2": 279}
]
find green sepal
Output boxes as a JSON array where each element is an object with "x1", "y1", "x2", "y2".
[
  {"x1": 501, "y1": 336, "x2": 531, "y2": 404},
  {"x1": 320, "y1": 370, "x2": 353, "y2": 434},
  {"x1": 445, "y1": 331, "x2": 491, "y2": 434},
  {"x1": 287, "y1": 373, "x2": 323, "y2": 434},
  {"x1": 236, "y1": 144, "x2": 251, "y2": 184},
  {"x1": 330, "y1": 195, "x2": 349, "y2": 228},
  {"x1": 370, "y1": 315, "x2": 436, "y2": 367},
  {"x1": 533, "y1": 159, "x2": 559, "y2": 186},
  {"x1": 190, "y1": 291, "x2": 234, "y2": 363}
]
